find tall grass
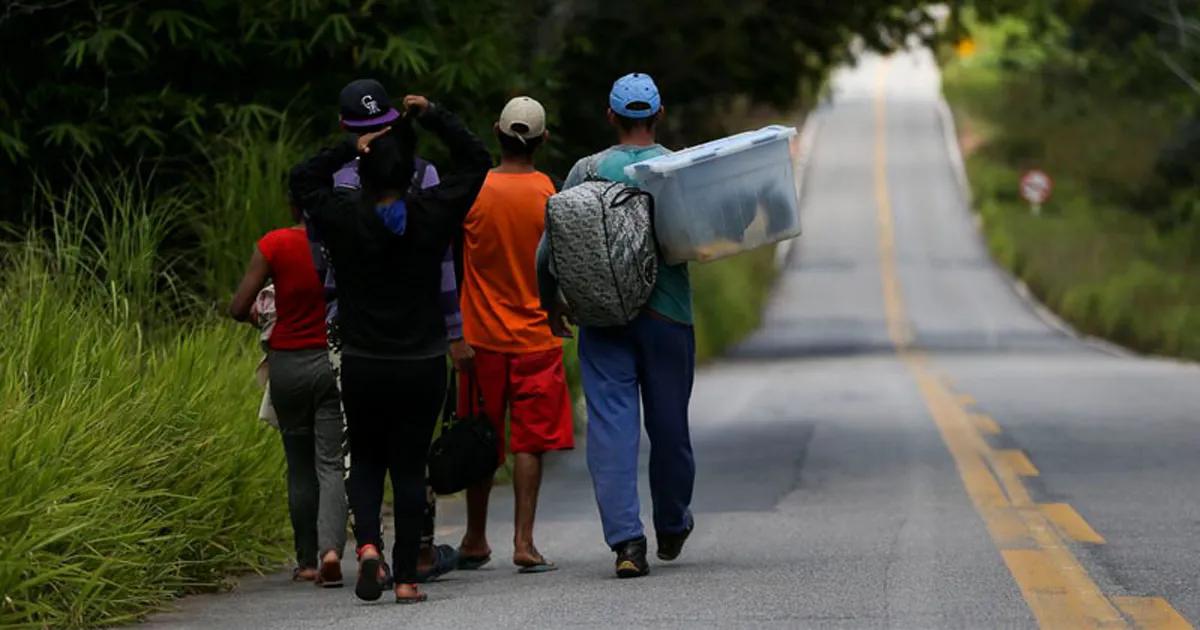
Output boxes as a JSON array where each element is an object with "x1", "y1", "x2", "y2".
[
  {"x1": 196, "y1": 123, "x2": 307, "y2": 296},
  {"x1": 0, "y1": 176, "x2": 287, "y2": 628}
]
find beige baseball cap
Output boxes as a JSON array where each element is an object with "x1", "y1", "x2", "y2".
[{"x1": 497, "y1": 96, "x2": 546, "y2": 143}]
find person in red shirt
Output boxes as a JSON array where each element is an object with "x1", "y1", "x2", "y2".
[
  {"x1": 455, "y1": 97, "x2": 574, "y2": 573},
  {"x1": 229, "y1": 201, "x2": 347, "y2": 588}
]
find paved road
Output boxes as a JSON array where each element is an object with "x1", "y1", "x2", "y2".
[{"x1": 147, "y1": 51, "x2": 1200, "y2": 629}]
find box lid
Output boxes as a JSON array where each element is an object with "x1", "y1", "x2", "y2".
[{"x1": 625, "y1": 125, "x2": 797, "y2": 177}]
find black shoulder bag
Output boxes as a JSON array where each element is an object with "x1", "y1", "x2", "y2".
[{"x1": 428, "y1": 369, "x2": 499, "y2": 495}]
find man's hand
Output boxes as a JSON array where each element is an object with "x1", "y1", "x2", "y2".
[
  {"x1": 356, "y1": 126, "x2": 391, "y2": 154},
  {"x1": 402, "y1": 95, "x2": 431, "y2": 116},
  {"x1": 449, "y1": 338, "x2": 475, "y2": 372},
  {"x1": 548, "y1": 303, "x2": 575, "y2": 339}
]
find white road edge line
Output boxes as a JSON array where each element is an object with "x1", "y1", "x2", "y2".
[
  {"x1": 932, "y1": 92, "x2": 1137, "y2": 360},
  {"x1": 776, "y1": 107, "x2": 823, "y2": 271}
]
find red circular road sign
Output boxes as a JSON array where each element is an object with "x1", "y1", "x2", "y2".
[{"x1": 1020, "y1": 169, "x2": 1053, "y2": 205}]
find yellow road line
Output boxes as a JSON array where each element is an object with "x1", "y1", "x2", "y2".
[
  {"x1": 998, "y1": 449, "x2": 1040, "y2": 477},
  {"x1": 971, "y1": 412, "x2": 1002, "y2": 435},
  {"x1": 1041, "y1": 503, "x2": 1105, "y2": 544},
  {"x1": 1004, "y1": 548, "x2": 1102, "y2": 628},
  {"x1": 871, "y1": 58, "x2": 1187, "y2": 629},
  {"x1": 873, "y1": 62, "x2": 913, "y2": 350},
  {"x1": 1114, "y1": 597, "x2": 1193, "y2": 630}
]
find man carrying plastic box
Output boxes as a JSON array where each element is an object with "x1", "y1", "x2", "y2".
[{"x1": 538, "y1": 72, "x2": 695, "y2": 579}]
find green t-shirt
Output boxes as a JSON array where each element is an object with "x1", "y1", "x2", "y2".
[{"x1": 563, "y1": 144, "x2": 694, "y2": 325}]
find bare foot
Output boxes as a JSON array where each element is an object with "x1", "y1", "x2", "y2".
[
  {"x1": 317, "y1": 550, "x2": 343, "y2": 587},
  {"x1": 513, "y1": 544, "x2": 552, "y2": 569},
  {"x1": 358, "y1": 546, "x2": 387, "y2": 581},
  {"x1": 394, "y1": 583, "x2": 427, "y2": 604},
  {"x1": 458, "y1": 535, "x2": 491, "y2": 560},
  {"x1": 292, "y1": 566, "x2": 319, "y2": 582}
]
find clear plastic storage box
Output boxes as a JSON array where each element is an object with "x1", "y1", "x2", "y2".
[{"x1": 625, "y1": 125, "x2": 802, "y2": 264}]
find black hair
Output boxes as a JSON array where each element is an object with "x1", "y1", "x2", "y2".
[
  {"x1": 613, "y1": 109, "x2": 660, "y2": 133},
  {"x1": 358, "y1": 117, "x2": 417, "y2": 200},
  {"x1": 496, "y1": 129, "x2": 544, "y2": 158}
]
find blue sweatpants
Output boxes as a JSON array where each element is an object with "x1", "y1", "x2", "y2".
[{"x1": 579, "y1": 313, "x2": 696, "y2": 549}]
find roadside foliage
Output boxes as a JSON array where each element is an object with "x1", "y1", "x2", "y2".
[{"x1": 943, "y1": 1, "x2": 1200, "y2": 359}]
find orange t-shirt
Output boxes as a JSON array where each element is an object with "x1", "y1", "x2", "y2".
[{"x1": 461, "y1": 171, "x2": 560, "y2": 353}]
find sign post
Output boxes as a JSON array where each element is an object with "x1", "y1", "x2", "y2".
[{"x1": 1019, "y1": 169, "x2": 1053, "y2": 216}]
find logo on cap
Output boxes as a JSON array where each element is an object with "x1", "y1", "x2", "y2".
[{"x1": 361, "y1": 95, "x2": 381, "y2": 115}]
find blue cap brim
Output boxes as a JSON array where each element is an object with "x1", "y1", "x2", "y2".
[{"x1": 610, "y1": 101, "x2": 661, "y2": 119}]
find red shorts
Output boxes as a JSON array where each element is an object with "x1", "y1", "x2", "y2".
[{"x1": 458, "y1": 346, "x2": 575, "y2": 464}]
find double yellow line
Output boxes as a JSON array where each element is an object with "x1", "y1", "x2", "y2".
[{"x1": 871, "y1": 59, "x2": 1190, "y2": 630}]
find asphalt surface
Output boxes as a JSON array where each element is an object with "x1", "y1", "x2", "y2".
[{"x1": 145, "y1": 51, "x2": 1200, "y2": 629}]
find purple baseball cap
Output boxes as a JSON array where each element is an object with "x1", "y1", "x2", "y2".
[{"x1": 339, "y1": 79, "x2": 401, "y2": 129}]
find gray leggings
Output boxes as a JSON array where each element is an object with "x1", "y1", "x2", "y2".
[{"x1": 269, "y1": 348, "x2": 348, "y2": 568}]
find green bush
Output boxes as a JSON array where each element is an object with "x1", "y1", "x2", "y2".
[
  {"x1": 944, "y1": 16, "x2": 1200, "y2": 361},
  {"x1": 0, "y1": 178, "x2": 286, "y2": 629},
  {"x1": 692, "y1": 246, "x2": 779, "y2": 361}
]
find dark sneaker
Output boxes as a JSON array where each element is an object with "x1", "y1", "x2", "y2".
[
  {"x1": 656, "y1": 520, "x2": 694, "y2": 561},
  {"x1": 614, "y1": 537, "x2": 649, "y2": 579}
]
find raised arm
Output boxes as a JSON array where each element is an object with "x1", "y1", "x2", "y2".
[
  {"x1": 403, "y1": 97, "x2": 492, "y2": 237},
  {"x1": 288, "y1": 139, "x2": 358, "y2": 216},
  {"x1": 410, "y1": 99, "x2": 492, "y2": 178}
]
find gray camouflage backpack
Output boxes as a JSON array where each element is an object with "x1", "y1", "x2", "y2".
[{"x1": 545, "y1": 181, "x2": 658, "y2": 327}]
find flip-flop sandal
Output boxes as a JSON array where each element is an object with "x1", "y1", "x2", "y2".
[
  {"x1": 456, "y1": 553, "x2": 492, "y2": 570},
  {"x1": 395, "y1": 588, "x2": 428, "y2": 605},
  {"x1": 380, "y1": 561, "x2": 394, "y2": 589},
  {"x1": 292, "y1": 567, "x2": 318, "y2": 582},
  {"x1": 517, "y1": 560, "x2": 558, "y2": 574},
  {"x1": 315, "y1": 556, "x2": 344, "y2": 588},
  {"x1": 355, "y1": 551, "x2": 385, "y2": 602},
  {"x1": 416, "y1": 545, "x2": 459, "y2": 583}
]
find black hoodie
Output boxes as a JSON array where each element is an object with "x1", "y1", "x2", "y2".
[{"x1": 289, "y1": 104, "x2": 491, "y2": 358}]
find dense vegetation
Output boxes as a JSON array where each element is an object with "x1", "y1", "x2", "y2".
[
  {"x1": 0, "y1": 1, "x2": 948, "y2": 627},
  {"x1": 943, "y1": 1, "x2": 1200, "y2": 359},
  {"x1": 0, "y1": 2, "x2": 939, "y2": 185},
  {"x1": 0, "y1": 180, "x2": 285, "y2": 628}
]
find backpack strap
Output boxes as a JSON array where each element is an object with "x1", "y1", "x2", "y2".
[{"x1": 610, "y1": 184, "x2": 662, "y2": 259}]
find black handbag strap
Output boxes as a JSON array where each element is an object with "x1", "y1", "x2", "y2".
[
  {"x1": 442, "y1": 366, "x2": 486, "y2": 428},
  {"x1": 440, "y1": 367, "x2": 457, "y2": 431}
]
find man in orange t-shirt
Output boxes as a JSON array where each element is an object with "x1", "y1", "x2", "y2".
[{"x1": 456, "y1": 96, "x2": 573, "y2": 574}]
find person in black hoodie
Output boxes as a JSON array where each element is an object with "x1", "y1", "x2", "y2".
[{"x1": 289, "y1": 89, "x2": 490, "y2": 604}]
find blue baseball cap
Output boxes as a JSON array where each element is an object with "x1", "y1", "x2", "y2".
[{"x1": 609, "y1": 73, "x2": 662, "y2": 119}]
